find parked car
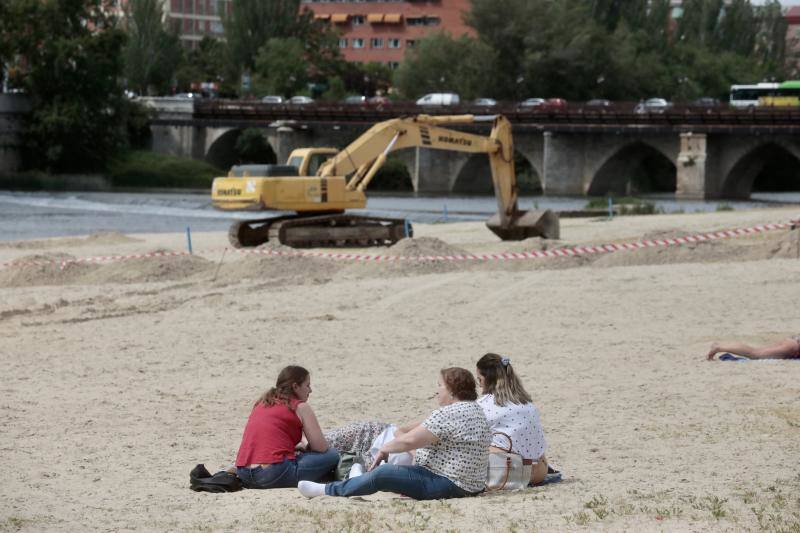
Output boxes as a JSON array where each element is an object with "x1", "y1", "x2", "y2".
[
  {"x1": 518, "y1": 98, "x2": 546, "y2": 108},
  {"x1": 545, "y1": 98, "x2": 568, "y2": 109},
  {"x1": 261, "y1": 95, "x2": 285, "y2": 104},
  {"x1": 416, "y1": 93, "x2": 460, "y2": 106},
  {"x1": 472, "y1": 97, "x2": 497, "y2": 106},
  {"x1": 367, "y1": 95, "x2": 390, "y2": 105},
  {"x1": 343, "y1": 95, "x2": 366, "y2": 104},
  {"x1": 634, "y1": 98, "x2": 671, "y2": 114},
  {"x1": 586, "y1": 98, "x2": 612, "y2": 107},
  {"x1": 289, "y1": 95, "x2": 314, "y2": 104},
  {"x1": 692, "y1": 97, "x2": 722, "y2": 107}
]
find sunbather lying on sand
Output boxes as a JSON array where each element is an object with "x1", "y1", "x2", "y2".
[{"x1": 707, "y1": 336, "x2": 800, "y2": 360}]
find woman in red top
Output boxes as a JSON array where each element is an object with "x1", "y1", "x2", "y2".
[{"x1": 235, "y1": 365, "x2": 339, "y2": 489}]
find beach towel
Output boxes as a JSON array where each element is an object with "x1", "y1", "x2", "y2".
[
  {"x1": 718, "y1": 353, "x2": 799, "y2": 362},
  {"x1": 530, "y1": 466, "x2": 562, "y2": 487}
]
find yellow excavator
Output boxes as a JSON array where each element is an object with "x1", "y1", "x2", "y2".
[{"x1": 211, "y1": 114, "x2": 559, "y2": 248}]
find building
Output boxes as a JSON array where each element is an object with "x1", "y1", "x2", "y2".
[
  {"x1": 300, "y1": 0, "x2": 474, "y2": 68},
  {"x1": 164, "y1": 0, "x2": 231, "y2": 49},
  {"x1": 105, "y1": 0, "x2": 231, "y2": 49}
]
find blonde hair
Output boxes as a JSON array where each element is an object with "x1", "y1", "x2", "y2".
[{"x1": 476, "y1": 353, "x2": 532, "y2": 406}]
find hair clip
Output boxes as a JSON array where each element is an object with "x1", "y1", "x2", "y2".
[{"x1": 501, "y1": 357, "x2": 510, "y2": 367}]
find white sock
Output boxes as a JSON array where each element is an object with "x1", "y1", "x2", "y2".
[
  {"x1": 297, "y1": 480, "x2": 326, "y2": 498},
  {"x1": 348, "y1": 463, "x2": 364, "y2": 479}
]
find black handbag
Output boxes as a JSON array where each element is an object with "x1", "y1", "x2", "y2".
[{"x1": 189, "y1": 464, "x2": 243, "y2": 493}]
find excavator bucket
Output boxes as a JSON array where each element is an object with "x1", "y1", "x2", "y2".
[{"x1": 486, "y1": 209, "x2": 560, "y2": 240}]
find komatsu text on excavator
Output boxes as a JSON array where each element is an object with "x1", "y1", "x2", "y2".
[{"x1": 211, "y1": 114, "x2": 559, "y2": 248}]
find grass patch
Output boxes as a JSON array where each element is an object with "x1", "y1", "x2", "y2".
[
  {"x1": 585, "y1": 196, "x2": 663, "y2": 215},
  {"x1": 108, "y1": 150, "x2": 222, "y2": 189},
  {"x1": 0, "y1": 170, "x2": 91, "y2": 191}
]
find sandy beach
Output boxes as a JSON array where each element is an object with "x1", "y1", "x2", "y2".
[{"x1": 1, "y1": 207, "x2": 799, "y2": 532}]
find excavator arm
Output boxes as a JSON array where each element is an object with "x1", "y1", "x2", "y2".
[{"x1": 317, "y1": 114, "x2": 558, "y2": 239}]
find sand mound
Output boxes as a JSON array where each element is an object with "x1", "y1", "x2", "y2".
[
  {"x1": 0, "y1": 231, "x2": 140, "y2": 250},
  {"x1": 505, "y1": 237, "x2": 574, "y2": 253},
  {"x1": 592, "y1": 228, "x2": 799, "y2": 268},
  {"x1": 81, "y1": 249, "x2": 213, "y2": 284},
  {"x1": 0, "y1": 253, "x2": 98, "y2": 287},
  {"x1": 338, "y1": 237, "x2": 472, "y2": 278},
  {"x1": 213, "y1": 247, "x2": 343, "y2": 286},
  {"x1": 388, "y1": 236, "x2": 470, "y2": 257},
  {"x1": 767, "y1": 228, "x2": 800, "y2": 259}
]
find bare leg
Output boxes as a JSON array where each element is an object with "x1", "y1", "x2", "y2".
[{"x1": 707, "y1": 339, "x2": 798, "y2": 360}]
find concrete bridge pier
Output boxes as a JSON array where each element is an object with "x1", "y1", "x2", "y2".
[
  {"x1": 413, "y1": 147, "x2": 471, "y2": 193},
  {"x1": 0, "y1": 94, "x2": 31, "y2": 174},
  {"x1": 675, "y1": 133, "x2": 707, "y2": 199}
]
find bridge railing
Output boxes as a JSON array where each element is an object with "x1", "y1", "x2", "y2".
[{"x1": 191, "y1": 99, "x2": 800, "y2": 127}]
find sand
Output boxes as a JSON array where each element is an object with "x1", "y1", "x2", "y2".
[{"x1": 1, "y1": 207, "x2": 799, "y2": 532}]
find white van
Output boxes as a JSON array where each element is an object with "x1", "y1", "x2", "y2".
[{"x1": 416, "y1": 93, "x2": 460, "y2": 106}]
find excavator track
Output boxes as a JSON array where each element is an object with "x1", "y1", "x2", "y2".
[{"x1": 228, "y1": 214, "x2": 411, "y2": 248}]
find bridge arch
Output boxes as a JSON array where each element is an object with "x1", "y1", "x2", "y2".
[
  {"x1": 205, "y1": 128, "x2": 277, "y2": 170},
  {"x1": 452, "y1": 151, "x2": 542, "y2": 194},
  {"x1": 371, "y1": 155, "x2": 414, "y2": 191},
  {"x1": 588, "y1": 142, "x2": 676, "y2": 196},
  {"x1": 721, "y1": 141, "x2": 800, "y2": 199}
]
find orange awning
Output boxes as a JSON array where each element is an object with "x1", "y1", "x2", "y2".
[
  {"x1": 331, "y1": 13, "x2": 348, "y2": 23},
  {"x1": 383, "y1": 13, "x2": 402, "y2": 23},
  {"x1": 314, "y1": 13, "x2": 330, "y2": 21},
  {"x1": 367, "y1": 13, "x2": 384, "y2": 23}
]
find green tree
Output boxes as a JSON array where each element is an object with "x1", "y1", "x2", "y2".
[
  {"x1": 393, "y1": 32, "x2": 497, "y2": 100},
  {"x1": 123, "y1": 0, "x2": 182, "y2": 95},
  {"x1": 235, "y1": 128, "x2": 271, "y2": 163},
  {"x1": 224, "y1": 0, "x2": 315, "y2": 72},
  {"x1": 4, "y1": 0, "x2": 128, "y2": 172},
  {"x1": 175, "y1": 36, "x2": 233, "y2": 94},
  {"x1": 253, "y1": 37, "x2": 308, "y2": 97},
  {"x1": 320, "y1": 76, "x2": 346, "y2": 102}
]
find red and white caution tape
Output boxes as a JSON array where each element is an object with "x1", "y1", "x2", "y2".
[{"x1": 0, "y1": 220, "x2": 795, "y2": 271}]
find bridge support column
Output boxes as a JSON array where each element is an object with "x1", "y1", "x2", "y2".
[
  {"x1": 542, "y1": 132, "x2": 586, "y2": 195},
  {"x1": 676, "y1": 133, "x2": 707, "y2": 199},
  {"x1": 414, "y1": 147, "x2": 463, "y2": 193}
]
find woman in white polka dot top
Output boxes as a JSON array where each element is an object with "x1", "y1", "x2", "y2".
[{"x1": 476, "y1": 353, "x2": 550, "y2": 485}]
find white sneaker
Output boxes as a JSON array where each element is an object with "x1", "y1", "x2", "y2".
[
  {"x1": 297, "y1": 480, "x2": 326, "y2": 498},
  {"x1": 348, "y1": 463, "x2": 364, "y2": 479}
]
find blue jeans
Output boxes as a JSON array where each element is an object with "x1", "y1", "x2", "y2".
[
  {"x1": 325, "y1": 464, "x2": 470, "y2": 500},
  {"x1": 237, "y1": 448, "x2": 339, "y2": 489}
]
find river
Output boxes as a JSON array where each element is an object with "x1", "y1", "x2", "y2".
[{"x1": 1, "y1": 190, "x2": 798, "y2": 241}]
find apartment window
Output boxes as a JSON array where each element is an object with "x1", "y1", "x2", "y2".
[
  {"x1": 353, "y1": 38, "x2": 365, "y2": 49},
  {"x1": 388, "y1": 61, "x2": 400, "y2": 70},
  {"x1": 371, "y1": 38, "x2": 384, "y2": 48},
  {"x1": 388, "y1": 38, "x2": 401, "y2": 49},
  {"x1": 352, "y1": 15, "x2": 365, "y2": 26},
  {"x1": 338, "y1": 38, "x2": 348, "y2": 49},
  {"x1": 211, "y1": 20, "x2": 223, "y2": 33},
  {"x1": 406, "y1": 40, "x2": 416, "y2": 48}
]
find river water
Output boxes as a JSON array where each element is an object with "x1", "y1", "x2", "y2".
[{"x1": 1, "y1": 190, "x2": 798, "y2": 241}]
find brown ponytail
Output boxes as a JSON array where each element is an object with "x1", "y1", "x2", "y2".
[
  {"x1": 257, "y1": 365, "x2": 309, "y2": 409},
  {"x1": 476, "y1": 353, "x2": 532, "y2": 406}
]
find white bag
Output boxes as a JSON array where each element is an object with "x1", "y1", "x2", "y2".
[
  {"x1": 486, "y1": 432, "x2": 533, "y2": 491},
  {"x1": 369, "y1": 425, "x2": 413, "y2": 466}
]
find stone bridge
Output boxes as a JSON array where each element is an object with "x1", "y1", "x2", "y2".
[
  {"x1": 147, "y1": 98, "x2": 800, "y2": 198},
  {"x1": 0, "y1": 94, "x2": 31, "y2": 174}
]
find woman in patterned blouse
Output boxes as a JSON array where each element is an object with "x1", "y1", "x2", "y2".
[
  {"x1": 476, "y1": 353, "x2": 551, "y2": 486},
  {"x1": 297, "y1": 367, "x2": 491, "y2": 500}
]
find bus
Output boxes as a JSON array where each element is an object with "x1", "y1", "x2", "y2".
[{"x1": 729, "y1": 81, "x2": 800, "y2": 107}]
